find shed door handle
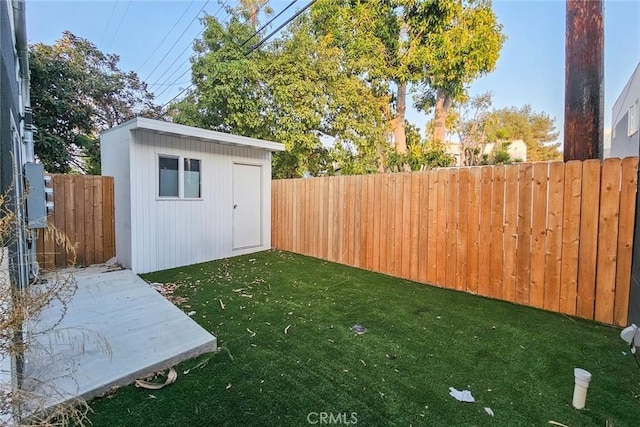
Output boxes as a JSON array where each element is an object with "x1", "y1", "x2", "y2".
[{"x1": 234, "y1": 204, "x2": 237, "y2": 209}]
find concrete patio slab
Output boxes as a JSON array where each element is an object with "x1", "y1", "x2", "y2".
[{"x1": 21, "y1": 265, "x2": 217, "y2": 411}]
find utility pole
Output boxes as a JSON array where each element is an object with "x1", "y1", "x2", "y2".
[{"x1": 564, "y1": 0, "x2": 604, "y2": 161}]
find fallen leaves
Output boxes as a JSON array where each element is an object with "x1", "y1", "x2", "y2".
[
  {"x1": 219, "y1": 299, "x2": 225, "y2": 310},
  {"x1": 150, "y1": 282, "x2": 189, "y2": 306},
  {"x1": 233, "y1": 288, "x2": 253, "y2": 298},
  {"x1": 135, "y1": 368, "x2": 177, "y2": 390},
  {"x1": 284, "y1": 325, "x2": 291, "y2": 334}
]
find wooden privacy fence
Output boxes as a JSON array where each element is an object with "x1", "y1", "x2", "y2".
[
  {"x1": 37, "y1": 174, "x2": 115, "y2": 269},
  {"x1": 272, "y1": 157, "x2": 639, "y2": 327}
]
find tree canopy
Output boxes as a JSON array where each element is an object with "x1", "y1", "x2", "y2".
[
  {"x1": 172, "y1": 12, "x2": 397, "y2": 177},
  {"x1": 409, "y1": 0, "x2": 505, "y2": 143},
  {"x1": 30, "y1": 31, "x2": 157, "y2": 174},
  {"x1": 484, "y1": 105, "x2": 561, "y2": 161},
  {"x1": 170, "y1": 1, "x2": 500, "y2": 177}
]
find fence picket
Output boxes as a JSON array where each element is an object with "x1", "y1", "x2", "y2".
[
  {"x1": 559, "y1": 161, "x2": 582, "y2": 316},
  {"x1": 490, "y1": 166, "x2": 505, "y2": 299},
  {"x1": 477, "y1": 167, "x2": 492, "y2": 296},
  {"x1": 516, "y1": 163, "x2": 533, "y2": 305},
  {"x1": 614, "y1": 157, "x2": 638, "y2": 326},
  {"x1": 577, "y1": 160, "x2": 601, "y2": 319},
  {"x1": 445, "y1": 169, "x2": 458, "y2": 289},
  {"x1": 467, "y1": 168, "x2": 481, "y2": 294},
  {"x1": 503, "y1": 166, "x2": 519, "y2": 302},
  {"x1": 530, "y1": 163, "x2": 549, "y2": 308},
  {"x1": 595, "y1": 158, "x2": 622, "y2": 324},
  {"x1": 457, "y1": 168, "x2": 469, "y2": 291}
]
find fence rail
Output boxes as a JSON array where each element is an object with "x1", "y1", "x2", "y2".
[
  {"x1": 37, "y1": 174, "x2": 115, "y2": 269},
  {"x1": 272, "y1": 157, "x2": 639, "y2": 327}
]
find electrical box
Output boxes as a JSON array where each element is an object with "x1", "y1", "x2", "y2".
[{"x1": 24, "y1": 163, "x2": 48, "y2": 229}]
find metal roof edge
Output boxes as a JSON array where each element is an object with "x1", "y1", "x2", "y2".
[{"x1": 107, "y1": 117, "x2": 285, "y2": 151}]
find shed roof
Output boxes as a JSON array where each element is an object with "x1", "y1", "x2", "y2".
[{"x1": 102, "y1": 117, "x2": 285, "y2": 152}]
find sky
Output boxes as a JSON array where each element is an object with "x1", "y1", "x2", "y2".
[{"x1": 26, "y1": 0, "x2": 640, "y2": 144}]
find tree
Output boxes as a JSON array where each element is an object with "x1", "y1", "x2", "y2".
[
  {"x1": 310, "y1": 0, "x2": 504, "y2": 173},
  {"x1": 450, "y1": 92, "x2": 493, "y2": 165},
  {"x1": 30, "y1": 32, "x2": 157, "y2": 174},
  {"x1": 409, "y1": 0, "x2": 505, "y2": 143},
  {"x1": 310, "y1": 0, "x2": 402, "y2": 156},
  {"x1": 237, "y1": 0, "x2": 273, "y2": 27},
  {"x1": 386, "y1": 121, "x2": 455, "y2": 171},
  {"x1": 483, "y1": 105, "x2": 562, "y2": 161},
  {"x1": 172, "y1": 12, "x2": 391, "y2": 178}
]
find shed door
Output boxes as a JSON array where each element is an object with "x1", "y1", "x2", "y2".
[{"x1": 233, "y1": 163, "x2": 262, "y2": 250}]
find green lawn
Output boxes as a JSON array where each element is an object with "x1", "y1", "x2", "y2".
[{"x1": 88, "y1": 251, "x2": 640, "y2": 426}]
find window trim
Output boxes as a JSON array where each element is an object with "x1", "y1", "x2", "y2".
[
  {"x1": 629, "y1": 102, "x2": 639, "y2": 137},
  {"x1": 157, "y1": 154, "x2": 203, "y2": 201}
]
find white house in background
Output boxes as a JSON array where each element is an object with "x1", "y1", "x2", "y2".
[
  {"x1": 603, "y1": 129, "x2": 612, "y2": 158},
  {"x1": 100, "y1": 117, "x2": 285, "y2": 274},
  {"x1": 446, "y1": 139, "x2": 527, "y2": 166},
  {"x1": 610, "y1": 62, "x2": 640, "y2": 158}
]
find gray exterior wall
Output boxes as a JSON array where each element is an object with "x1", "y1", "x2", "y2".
[
  {"x1": 1, "y1": 0, "x2": 20, "y2": 195},
  {"x1": 611, "y1": 111, "x2": 640, "y2": 158},
  {"x1": 623, "y1": 63, "x2": 640, "y2": 326},
  {"x1": 611, "y1": 63, "x2": 640, "y2": 158}
]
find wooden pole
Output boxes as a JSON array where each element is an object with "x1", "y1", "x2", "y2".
[{"x1": 564, "y1": 0, "x2": 604, "y2": 161}]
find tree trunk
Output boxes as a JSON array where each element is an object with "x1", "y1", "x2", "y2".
[
  {"x1": 393, "y1": 81, "x2": 408, "y2": 154},
  {"x1": 432, "y1": 89, "x2": 452, "y2": 143}
]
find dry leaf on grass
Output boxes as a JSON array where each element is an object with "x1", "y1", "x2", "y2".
[
  {"x1": 150, "y1": 282, "x2": 189, "y2": 305},
  {"x1": 135, "y1": 368, "x2": 177, "y2": 390},
  {"x1": 284, "y1": 325, "x2": 291, "y2": 334}
]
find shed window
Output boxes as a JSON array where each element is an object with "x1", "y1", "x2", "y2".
[
  {"x1": 159, "y1": 156, "x2": 179, "y2": 197},
  {"x1": 629, "y1": 102, "x2": 639, "y2": 136},
  {"x1": 184, "y1": 158, "x2": 201, "y2": 198}
]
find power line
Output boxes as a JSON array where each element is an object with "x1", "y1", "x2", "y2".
[
  {"x1": 136, "y1": 0, "x2": 197, "y2": 73},
  {"x1": 143, "y1": 0, "x2": 211, "y2": 82},
  {"x1": 100, "y1": 0, "x2": 120, "y2": 45},
  {"x1": 239, "y1": 0, "x2": 298, "y2": 48},
  {"x1": 107, "y1": 0, "x2": 132, "y2": 51},
  {"x1": 148, "y1": 0, "x2": 230, "y2": 92},
  {"x1": 149, "y1": 39, "x2": 200, "y2": 88},
  {"x1": 153, "y1": 0, "x2": 276, "y2": 92},
  {"x1": 147, "y1": 80, "x2": 192, "y2": 87},
  {"x1": 153, "y1": 63, "x2": 193, "y2": 98},
  {"x1": 157, "y1": 0, "x2": 313, "y2": 115},
  {"x1": 245, "y1": 0, "x2": 317, "y2": 55}
]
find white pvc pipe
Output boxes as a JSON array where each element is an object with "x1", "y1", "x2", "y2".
[{"x1": 572, "y1": 368, "x2": 592, "y2": 409}]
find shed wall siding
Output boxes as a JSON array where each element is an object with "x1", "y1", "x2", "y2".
[
  {"x1": 100, "y1": 129, "x2": 132, "y2": 269},
  {"x1": 129, "y1": 130, "x2": 272, "y2": 273}
]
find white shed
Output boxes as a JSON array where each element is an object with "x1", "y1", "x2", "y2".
[{"x1": 100, "y1": 117, "x2": 285, "y2": 273}]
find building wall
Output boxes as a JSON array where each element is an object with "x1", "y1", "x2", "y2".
[
  {"x1": 118, "y1": 130, "x2": 272, "y2": 273},
  {"x1": 100, "y1": 128, "x2": 132, "y2": 271},
  {"x1": 611, "y1": 63, "x2": 640, "y2": 158},
  {"x1": 0, "y1": 0, "x2": 20, "y2": 198},
  {"x1": 445, "y1": 139, "x2": 527, "y2": 166}
]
